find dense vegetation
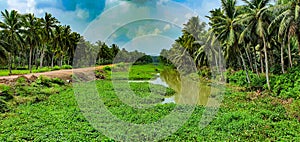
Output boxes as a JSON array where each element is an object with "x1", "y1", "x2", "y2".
[
  {"x1": 161, "y1": 0, "x2": 300, "y2": 91},
  {"x1": 1, "y1": 64, "x2": 300, "y2": 141}
]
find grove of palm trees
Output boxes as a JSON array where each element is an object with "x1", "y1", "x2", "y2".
[{"x1": 1, "y1": 0, "x2": 300, "y2": 141}]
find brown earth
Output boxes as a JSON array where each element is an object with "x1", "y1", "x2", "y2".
[{"x1": 0, "y1": 65, "x2": 113, "y2": 85}]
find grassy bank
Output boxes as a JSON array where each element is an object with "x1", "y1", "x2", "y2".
[
  {"x1": 0, "y1": 64, "x2": 299, "y2": 141},
  {"x1": 0, "y1": 65, "x2": 73, "y2": 76}
]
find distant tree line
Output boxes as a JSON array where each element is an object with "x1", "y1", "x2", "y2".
[{"x1": 0, "y1": 10, "x2": 153, "y2": 73}]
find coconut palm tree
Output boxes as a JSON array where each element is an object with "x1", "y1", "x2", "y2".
[
  {"x1": 268, "y1": 0, "x2": 300, "y2": 69},
  {"x1": 208, "y1": 0, "x2": 251, "y2": 84},
  {"x1": 40, "y1": 12, "x2": 59, "y2": 68},
  {"x1": 22, "y1": 13, "x2": 42, "y2": 73},
  {"x1": 269, "y1": 0, "x2": 300, "y2": 56},
  {"x1": 0, "y1": 10, "x2": 23, "y2": 74},
  {"x1": 238, "y1": 0, "x2": 272, "y2": 89},
  {"x1": 0, "y1": 32, "x2": 10, "y2": 64}
]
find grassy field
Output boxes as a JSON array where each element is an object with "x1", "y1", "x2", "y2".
[{"x1": 0, "y1": 64, "x2": 300, "y2": 141}]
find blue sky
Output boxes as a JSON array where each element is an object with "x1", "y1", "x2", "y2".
[
  {"x1": 0, "y1": 0, "x2": 223, "y2": 34},
  {"x1": 0, "y1": 0, "x2": 226, "y2": 55}
]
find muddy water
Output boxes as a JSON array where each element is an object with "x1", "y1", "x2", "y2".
[{"x1": 128, "y1": 68, "x2": 217, "y2": 105}]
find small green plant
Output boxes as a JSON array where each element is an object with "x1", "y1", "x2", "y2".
[
  {"x1": 52, "y1": 66, "x2": 61, "y2": 71},
  {"x1": 61, "y1": 65, "x2": 72, "y2": 69},
  {"x1": 104, "y1": 66, "x2": 112, "y2": 71}
]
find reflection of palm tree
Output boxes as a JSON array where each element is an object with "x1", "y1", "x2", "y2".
[
  {"x1": 160, "y1": 68, "x2": 181, "y2": 93},
  {"x1": 160, "y1": 68, "x2": 211, "y2": 105}
]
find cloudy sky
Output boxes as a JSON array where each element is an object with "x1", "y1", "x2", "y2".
[
  {"x1": 0, "y1": 0, "x2": 225, "y2": 33},
  {"x1": 0, "y1": 0, "x2": 227, "y2": 55}
]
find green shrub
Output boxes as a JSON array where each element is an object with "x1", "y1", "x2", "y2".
[
  {"x1": 52, "y1": 66, "x2": 61, "y2": 71},
  {"x1": 36, "y1": 67, "x2": 51, "y2": 73},
  {"x1": 35, "y1": 76, "x2": 52, "y2": 87},
  {"x1": 0, "y1": 99, "x2": 9, "y2": 113},
  {"x1": 268, "y1": 66, "x2": 300, "y2": 99},
  {"x1": 16, "y1": 76, "x2": 27, "y2": 84},
  {"x1": 227, "y1": 70, "x2": 266, "y2": 88},
  {"x1": 61, "y1": 65, "x2": 72, "y2": 69},
  {"x1": 51, "y1": 78, "x2": 65, "y2": 85},
  {"x1": 104, "y1": 66, "x2": 112, "y2": 71}
]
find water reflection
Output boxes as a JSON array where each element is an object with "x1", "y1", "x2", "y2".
[
  {"x1": 128, "y1": 67, "x2": 217, "y2": 105},
  {"x1": 160, "y1": 68, "x2": 212, "y2": 105}
]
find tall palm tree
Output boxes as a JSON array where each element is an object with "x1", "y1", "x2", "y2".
[
  {"x1": 238, "y1": 0, "x2": 271, "y2": 89},
  {"x1": 208, "y1": 0, "x2": 251, "y2": 83},
  {"x1": 269, "y1": 0, "x2": 300, "y2": 56},
  {"x1": 40, "y1": 12, "x2": 59, "y2": 68},
  {"x1": 0, "y1": 32, "x2": 10, "y2": 64},
  {"x1": 59, "y1": 25, "x2": 72, "y2": 66},
  {"x1": 0, "y1": 10, "x2": 23, "y2": 74},
  {"x1": 22, "y1": 13, "x2": 42, "y2": 73},
  {"x1": 268, "y1": 0, "x2": 300, "y2": 69}
]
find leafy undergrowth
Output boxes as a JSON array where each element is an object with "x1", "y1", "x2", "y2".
[
  {"x1": 0, "y1": 76, "x2": 67, "y2": 113},
  {"x1": 0, "y1": 79, "x2": 299, "y2": 141},
  {"x1": 1, "y1": 64, "x2": 300, "y2": 141}
]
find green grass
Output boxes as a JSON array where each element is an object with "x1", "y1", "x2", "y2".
[
  {"x1": 1, "y1": 64, "x2": 300, "y2": 141},
  {"x1": 1, "y1": 80, "x2": 300, "y2": 141},
  {"x1": 109, "y1": 64, "x2": 162, "y2": 80},
  {"x1": 0, "y1": 66, "x2": 73, "y2": 76},
  {"x1": 0, "y1": 70, "x2": 31, "y2": 76}
]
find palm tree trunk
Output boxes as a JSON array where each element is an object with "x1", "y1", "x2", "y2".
[
  {"x1": 51, "y1": 53, "x2": 55, "y2": 68},
  {"x1": 296, "y1": 32, "x2": 300, "y2": 56},
  {"x1": 251, "y1": 48, "x2": 259, "y2": 75},
  {"x1": 245, "y1": 44, "x2": 254, "y2": 72},
  {"x1": 281, "y1": 39, "x2": 285, "y2": 74},
  {"x1": 29, "y1": 46, "x2": 33, "y2": 73},
  {"x1": 288, "y1": 37, "x2": 293, "y2": 68},
  {"x1": 60, "y1": 55, "x2": 63, "y2": 67},
  {"x1": 263, "y1": 36, "x2": 270, "y2": 90},
  {"x1": 260, "y1": 51, "x2": 264, "y2": 73},
  {"x1": 8, "y1": 53, "x2": 12, "y2": 75},
  {"x1": 40, "y1": 46, "x2": 45, "y2": 68},
  {"x1": 238, "y1": 48, "x2": 251, "y2": 84}
]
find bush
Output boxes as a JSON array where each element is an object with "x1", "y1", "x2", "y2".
[
  {"x1": 227, "y1": 70, "x2": 266, "y2": 88},
  {"x1": 0, "y1": 99, "x2": 9, "y2": 113},
  {"x1": 103, "y1": 66, "x2": 112, "y2": 71},
  {"x1": 51, "y1": 78, "x2": 65, "y2": 85},
  {"x1": 35, "y1": 76, "x2": 52, "y2": 87},
  {"x1": 268, "y1": 66, "x2": 300, "y2": 99},
  {"x1": 61, "y1": 65, "x2": 72, "y2": 69},
  {"x1": 36, "y1": 67, "x2": 51, "y2": 73},
  {"x1": 52, "y1": 66, "x2": 61, "y2": 71}
]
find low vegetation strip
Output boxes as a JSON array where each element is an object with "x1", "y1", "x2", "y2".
[{"x1": 0, "y1": 64, "x2": 299, "y2": 141}]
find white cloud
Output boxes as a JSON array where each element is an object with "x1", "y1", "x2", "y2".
[
  {"x1": 163, "y1": 24, "x2": 171, "y2": 31},
  {"x1": 7, "y1": 0, "x2": 43, "y2": 14},
  {"x1": 157, "y1": 0, "x2": 169, "y2": 5},
  {"x1": 76, "y1": 6, "x2": 89, "y2": 20},
  {"x1": 152, "y1": 28, "x2": 162, "y2": 35}
]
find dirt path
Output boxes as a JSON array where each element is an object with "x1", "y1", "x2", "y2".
[{"x1": 0, "y1": 64, "x2": 113, "y2": 84}]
